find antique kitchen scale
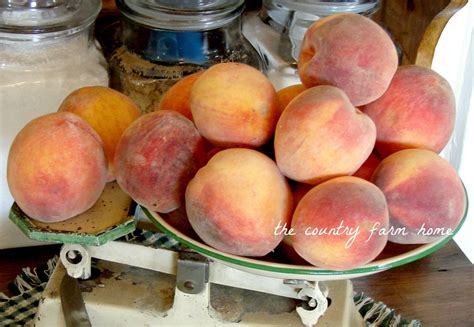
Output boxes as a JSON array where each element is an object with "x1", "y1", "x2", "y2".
[{"x1": 9, "y1": 181, "x2": 469, "y2": 326}]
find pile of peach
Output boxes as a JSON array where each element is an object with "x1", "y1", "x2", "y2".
[{"x1": 7, "y1": 14, "x2": 466, "y2": 271}]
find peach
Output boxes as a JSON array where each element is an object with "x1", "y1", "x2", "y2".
[
  {"x1": 114, "y1": 110, "x2": 207, "y2": 213},
  {"x1": 58, "y1": 86, "x2": 141, "y2": 181},
  {"x1": 353, "y1": 153, "x2": 381, "y2": 181},
  {"x1": 372, "y1": 149, "x2": 466, "y2": 244},
  {"x1": 292, "y1": 183, "x2": 314, "y2": 207},
  {"x1": 298, "y1": 13, "x2": 398, "y2": 106},
  {"x1": 278, "y1": 236, "x2": 309, "y2": 265},
  {"x1": 291, "y1": 176, "x2": 389, "y2": 270},
  {"x1": 185, "y1": 148, "x2": 293, "y2": 256},
  {"x1": 277, "y1": 182, "x2": 314, "y2": 264},
  {"x1": 274, "y1": 85, "x2": 376, "y2": 184},
  {"x1": 276, "y1": 84, "x2": 306, "y2": 114},
  {"x1": 7, "y1": 112, "x2": 108, "y2": 222},
  {"x1": 157, "y1": 71, "x2": 204, "y2": 121},
  {"x1": 190, "y1": 63, "x2": 279, "y2": 148},
  {"x1": 361, "y1": 65, "x2": 456, "y2": 158}
]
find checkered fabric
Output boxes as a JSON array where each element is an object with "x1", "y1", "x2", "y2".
[
  {"x1": 0, "y1": 256, "x2": 57, "y2": 326},
  {"x1": 0, "y1": 285, "x2": 45, "y2": 326},
  {"x1": 0, "y1": 230, "x2": 421, "y2": 327}
]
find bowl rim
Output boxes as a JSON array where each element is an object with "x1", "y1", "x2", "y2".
[{"x1": 143, "y1": 184, "x2": 468, "y2": 276}]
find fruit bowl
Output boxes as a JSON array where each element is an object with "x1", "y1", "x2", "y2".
[{"x1": 143, "y1": 186, "x2": 468, "y2": 281}]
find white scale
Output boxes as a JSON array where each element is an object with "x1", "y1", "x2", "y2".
[{"x1": 10, "y1": 185, "x2": 463, "y2": 326}]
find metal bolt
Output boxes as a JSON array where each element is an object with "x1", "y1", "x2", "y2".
[
  {"x1": 183, "y1": 281, "x2": 195, "y2": 291},
  {"x1": 66, "y1": 250, "x2": 83, "y2": 264}
]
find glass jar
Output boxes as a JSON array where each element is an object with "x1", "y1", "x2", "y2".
[
  {"x1": 109, "y1": 0, "x2": 263, "y2": 114},
  {"x1": 0, "y1": 0, "x2": 109, "y2": 249},
  {"x1": 243, "y1": 0, "x2": 380, "y2": 89}
]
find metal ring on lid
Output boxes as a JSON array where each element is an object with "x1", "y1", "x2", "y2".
[
  {"x1": 0, "y1": 0, "x2": 101, "y2": 40},
  {"x1": 116, "y1": 0, "x2": 245, "y2": 31}
]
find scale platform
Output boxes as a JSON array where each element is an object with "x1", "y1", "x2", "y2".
[{"x1": 9, "y1": 184, "x2": 469, "y2": 326}]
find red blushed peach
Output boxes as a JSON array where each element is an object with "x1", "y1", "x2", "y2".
[
  {"x1": 353, "y1": 152, "x2": 381, "y2": 181},
  {"x1": 291, "y1": 176, "x2": 389, "y2": 270},
  {"x1": 190, "y1": 63, "x2": 279, "y2": 148},
  {"x1": 298, "y1": 13, "x2": 398, "y2": 106},
  {"x1": 276, "y1": 84, "x2": 306, "y2": 114},
  {"x1": 372, "y1": 149, "x2": 466, "y2": 244},
  {"x1": 157, "y1": 71, "x2": 204, "y2": 121},
  {"x1": 114, "y1": 110, "x2": 207, "y2": 213},
  {"x1": 7, "y1": 112, "x2": 108, "y2": 222},
  {"x1": 58, "y1": 86, "x2": 141, "y2": 181},
  {"x1": 185, "y1": 148, "x2": 293, "y2": 256},
  {"x1": 274, "y1": 85, "x2": 376, "y2": 184},
  {"x1": 277, "y1": 182, "x2": 314, "y2": 264},
  {"x1": 361, "y1": 65, "x2": 456, "y2": 158}
]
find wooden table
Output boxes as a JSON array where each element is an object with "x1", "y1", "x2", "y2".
[{"x1": 0, "y1": 240, "x2": 472, "y2": 326}]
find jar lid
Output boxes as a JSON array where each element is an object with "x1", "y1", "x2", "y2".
[
  {"x1": 0, "y1": 0, "x2": 101, "y2": 40},
  {"x1": 273, "y1": 0, "x2": 379, "y2": 16},
  {"x1": 117, "y1": 0, "x2": 245, "y2": 31}
]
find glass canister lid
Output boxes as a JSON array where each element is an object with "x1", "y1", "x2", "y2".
[
  {"x1": 116, "y1": 0, "x2": 245, "y2": 31},
  {"x1": 267, "y1": 0, "x2": 379, "y2": 16},
  {"x1": 0, "y1": 0, "x2": 101, "y2": 38}
]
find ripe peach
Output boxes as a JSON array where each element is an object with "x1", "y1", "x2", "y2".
[
  {"x1": 353, "y1": 153, "x2": 381, "y2": 181},
  {"x1": 190, "y1": 63, "x2": 279, "y2": 148},
  {"x1": 298, "y1": 13, "x2": 398, "y2": 106},
  {"x1": 372, "y1": 149, "x2": 466, "y2": 244},
  {"x1": 292, "y1": 183, "x2": 314, "y2": 207},
  {"x1": 274, "y1": 85, "x2": 376, "y2": 184},
  {"x1": 361, "y1": 65, "x2": 456, "y2": 158},
  {"x1": 276, "y1": 84, "x2": 306, "y2": 114},
  {"x1": 114, "y1": 111, "x2": 207, "y2": 213},
  {"x1": 58, "y1": 86, "x2": 140, "y2": 181},
  {"x1": 157, "y1": 71, "x2": 204, "y2": 121},
  {"x1": 7, "y1": 112, "x2": 108, "y2": 222},
  {"x1": 291, "y1": 176, "x2": 389, "y2": 270},
  {"x1": 277, "y1": 182, "x2": 314, "y2": 264},
  {"x1": 185, "y1": 148, "x2": 293, "y2": 256}
]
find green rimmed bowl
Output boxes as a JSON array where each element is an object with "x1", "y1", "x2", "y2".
[{"x1": 143, "y1": 187, "x2": 468, "y2": 281}]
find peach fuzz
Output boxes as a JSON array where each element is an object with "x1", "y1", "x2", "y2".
[
  {"x1": 190, "y1": 63, "x2": 279, "y2": 148},
  {"x1": 353, "y1": 152, "x2": 381, "y2": 181},
  {"x1": 157, "y1": 71, "x2": 204, "y2": 121},
  {"x1": 7, "y1": 112, "x2": 108, "y2": 222},
  {"x1": 298, "y1": 13, "x2": 398, "y2": 106},
  {"x1": 361, "y1": 65, "x2": 456, "y2": 158},
  {"x1": 274, "y1": 85, "x2": 376, "y2": 184},
  {"x1": 291, "y1": 176, "x2": 389, "y2": 270},
  {"x1": 372, "y1": 149, "x2": 466, "y2": 244},
  {"x1": 185, "y1": 148, "x2": 293, "y2": 257},
  {"x1": 276, "y1": 84, "x2": 306, "y2": 114},
  {"x1": 59, "y1": 86, "x2": 140, "y2": 181},
  {"x1": 114, "y1": 110, "x2": 207, "y2": 213}
]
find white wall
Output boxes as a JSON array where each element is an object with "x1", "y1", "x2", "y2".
[{"x1": 432, "y1": 0, "x2": 474, "y2": 262}]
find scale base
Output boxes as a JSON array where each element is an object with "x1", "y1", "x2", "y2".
[{"x1": 35, "y1": 259, "x2": 365, "y2": 326}]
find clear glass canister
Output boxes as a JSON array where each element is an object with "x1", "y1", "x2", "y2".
[
  {"x1": 243, "y1": 0, "x2": 380, "y2": 89},
  {"x1": 109, "y1": 0, "x2": 263, "y2": 114},
  {"x1": 0, "y1": 0, "x2": 109, "y2": 249}
]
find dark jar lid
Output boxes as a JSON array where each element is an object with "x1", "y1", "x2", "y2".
[{"x1": 116, "y1": 0, "x2": 245, "y2": 31}]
